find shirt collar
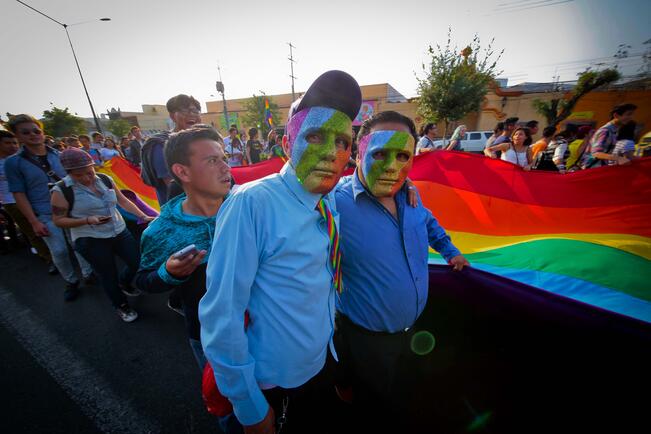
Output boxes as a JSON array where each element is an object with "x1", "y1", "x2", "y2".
[{"x1": 280, "y1": 162, "x2": 324, "y2": 210}]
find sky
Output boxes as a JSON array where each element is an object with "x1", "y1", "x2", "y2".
[{"x1": 1, "y1": 0, "x2": 649, "y2": 118}]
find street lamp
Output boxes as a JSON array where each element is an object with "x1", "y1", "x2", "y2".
[{"x1": 16, "y1": 1, "x2": 110, "y2": 134}]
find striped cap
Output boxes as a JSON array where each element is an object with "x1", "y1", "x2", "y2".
[{"x1": 60, "y1": 148, "x2": 94, "y2": 171}]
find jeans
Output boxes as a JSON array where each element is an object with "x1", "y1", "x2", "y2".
[
  {"x1": 3, "y1": 204, "x2": 51, "y2": 262},
  {"x1": 37, "y1": 215, "x2": 93, "y2": 284},
  {"x1": 74, "y1": 229, "x2": 140, "y2": 308}
]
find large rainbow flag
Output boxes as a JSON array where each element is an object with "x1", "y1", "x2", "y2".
[
  {"x1": 229, "y1": 153, "x2": 651, "y2": 323},
  {"x1": 102, "y1": 154, "x2": 651, "y2": 323}
]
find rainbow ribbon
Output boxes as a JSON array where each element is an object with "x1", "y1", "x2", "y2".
[{"x1": 317, "y1": 198, "x2": 342, "y2": 293}]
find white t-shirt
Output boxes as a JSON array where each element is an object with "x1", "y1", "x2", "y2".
[{"x1": 501, "y1": 146, "x2": 529, "y2": 168}]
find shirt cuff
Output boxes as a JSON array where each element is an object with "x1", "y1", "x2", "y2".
[
  {"x1": 440, "y1": 243, "x2": 462, "y2": 263},
  {"x1": 231, "y1": 386, "x2": 269, "y2": 426},
  {"x1": 157, "y1": 262, "x2": 188, "y2": 285}
]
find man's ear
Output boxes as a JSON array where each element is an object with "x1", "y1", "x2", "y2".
[
  {"x1": 282, "y1": 135, "x2": 290, "y2": 158},
  {"x1": 171, "y1": 163, "x2": 189, "y2": 183}
]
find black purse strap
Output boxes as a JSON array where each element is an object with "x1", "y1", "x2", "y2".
[{"x1": 19, "y1": 148, "x2": 62, "y2": 182}]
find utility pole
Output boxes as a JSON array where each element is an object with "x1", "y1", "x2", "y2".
[
  {"x1": 288, "y1": 42, "x2": 297, "y2": 102},
  {"x1": 216, "y1": 64, "x2": 229, "y2": 132}
]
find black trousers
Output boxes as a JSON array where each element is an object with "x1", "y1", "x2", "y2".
[
  {"x1": 261, "y1": 352, "x2": 338, "y2": 434},
  {"x1": 334, "y1": 314, "x2": 413, "y2": 433},
  {"x1": 74, "y1": 230, "x2": 140, "y2": 308}
]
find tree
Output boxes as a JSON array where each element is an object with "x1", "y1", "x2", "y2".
[
  {"x1": 417, "y1": 29, "x2": 503, "y2": 141},
  {"x1": 532, "y1": 68, "x2": 621, "y2": 127},
  {"x1": 241, "y1": 94, "x2": 281, "y2": 137},
  {"x1": 41, "y1": 106, "x2": 87, "y2": 137},
  {"x1": 107, "y1": 118, "x2": 133, "y2": 138}
]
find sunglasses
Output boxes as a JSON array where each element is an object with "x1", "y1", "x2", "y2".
[{"x1": 19, "y1": 128, "x2": 43, "y2": 135}]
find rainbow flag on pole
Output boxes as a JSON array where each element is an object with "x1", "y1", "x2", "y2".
[{"x1": 264, "y1": 98, "x2": 273, "y2": 128}]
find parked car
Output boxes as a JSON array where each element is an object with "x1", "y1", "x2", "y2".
[{"x1": 431, "y1": 131, "x2": 493, "y2": 153}]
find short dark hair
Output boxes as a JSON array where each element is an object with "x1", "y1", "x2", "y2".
[
  {"x1": 166, "y1": 94, "x2": 201, "y2": 114},
  {"x1": 526, "y1": 120, "x2": 539, "y2": 129},
  {"x1": 229, "y1": 127, "x2": 238, "y2": 134},
  {"x1": 78, "y1": 134, "x2": 90, "y2": 141},
  {"x1": 7, "y1": 114, "x2": 43, "y2": 133},
  {"x1": 505, "y1": 117, "x2": 519, "y2": 126},
  {"x1": 419, "y1": 122, "x2": 436, "y2": 137},
  {"x1": 493, "y1": 122, "x2": 505, "y2": 134},
  {"x1": 0, "y1": 130, "x2": 16, "y2": 140},
  {"x1": 542, "y1": 126, "x2": 556, "y2": 138},
  {"x1": 358, "y1": 111, "x2": 418, "y2": 144},
  {"x1": 610, "y1": 103, "x2": 637, "y2": 119},
  {"x1": 164, "y1": 125, "x2": 223, "y2": 183},
  {"x1": 92, "y1": 132, "x2": 103, "y2": 139},
  {"x1": 617, "y1": 121, "x2": 636, "y2": 141},
  {"x1": 248, "y1": 127, "x2": 258, "y2": 138}
]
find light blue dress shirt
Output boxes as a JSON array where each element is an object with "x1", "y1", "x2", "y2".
[
  {"x1": 199, "y1": 163, "x2": 338, "y2": 425},
  {"x1": 335, "y1": 171, "x2": 461, "y2": 333}
]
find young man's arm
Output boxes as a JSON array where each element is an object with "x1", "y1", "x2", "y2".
[
  {"x1": 135, "y1": 230, "x2": 205, "y2": 294},
  {"x1": 5, "y1": 159, "x2": 49, "y2": 236},
  {"x1": 199, "y1": 192, "x2": 270, "y2": 428}
]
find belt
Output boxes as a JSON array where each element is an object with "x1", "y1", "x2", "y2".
[{"x1": 337, "y1": 314, "x2": 413, "y2": 337}]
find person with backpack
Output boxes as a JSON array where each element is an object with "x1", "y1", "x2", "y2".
[
  {"x1": 4, "y1": 114, "x2": 95, "y2": 301},
  {"x1": 50, "y1": 148, "x2": 154, "y2": 322},
  {"x1": 531, "y1": 127, "x2": 574, "y2": 173}
]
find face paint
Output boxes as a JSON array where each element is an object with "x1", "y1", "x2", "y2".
[
  {"x1": 286, "y1": 106, "x2": 352, "y2": 194},
  {"x1": 358, "y1": 130, "x2": 415, "y2": 197}
]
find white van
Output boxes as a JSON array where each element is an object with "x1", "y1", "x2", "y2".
[{"x1": 431, "y1": 131, "x2": 493, "y2": 153}]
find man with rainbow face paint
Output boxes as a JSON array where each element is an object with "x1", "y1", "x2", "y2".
[
  {"x1": 199, "y1": 70, "x2": 362, "y2": 434},
  {"x1": 333, "y1": 111, "x2": 469, "y2": 430}
]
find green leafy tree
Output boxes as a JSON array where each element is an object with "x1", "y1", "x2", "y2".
[
  {"x1": 417, "y1": 29, "x2": 503, "y2": 141},
  {"x1": 107, "y1": 118, "x2": 133, "y2": 138},
  {"x1": 532, "y1": 68, "x2": 621, "y2": 127},
  {"x1": 241, "y1": 94, "x2": 281, "y2": 137},
  {"x1": 41, "y1": 106, "x2": 87, "y2": 137}
]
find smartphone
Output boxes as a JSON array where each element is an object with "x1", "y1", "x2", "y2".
[{"x1": 172, "y1": 244, "x2": 199, "y2": 260}]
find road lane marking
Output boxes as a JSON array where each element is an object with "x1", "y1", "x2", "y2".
[{"x1": 0, "y1": 287, "x2": 162, "y2": 434}]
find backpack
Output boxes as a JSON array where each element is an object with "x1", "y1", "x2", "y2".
[
  {"x1": 532, "y1": 139, "x2": 570, "y2": 172},
  {"x1": 55, "y1": 173, "x2": 113, "y2": 216}
]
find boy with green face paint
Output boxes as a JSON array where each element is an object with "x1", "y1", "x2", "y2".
[
  {"x1": 333, "y1": 111, "x2": 469, "y2": 431},
  {"x1": 200, "y1": 70, "x2": 362, "y2": 434}
]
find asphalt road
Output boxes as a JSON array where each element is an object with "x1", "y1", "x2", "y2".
[{"x1": 0, "y1": 247, "x2": 218, "y2": 434}]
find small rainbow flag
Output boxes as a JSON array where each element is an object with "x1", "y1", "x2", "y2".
[{"x1": 264, "y1": 98, "x2": 273, "y2": 128}]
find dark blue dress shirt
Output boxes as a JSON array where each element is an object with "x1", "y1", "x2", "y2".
[{"x1": 335, "y1": 172, "x2": 461, "y2": 332}]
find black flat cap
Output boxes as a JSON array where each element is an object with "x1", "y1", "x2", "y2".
[{"x1": 289, "y1": 70, "x2": 362, "y2": 121}]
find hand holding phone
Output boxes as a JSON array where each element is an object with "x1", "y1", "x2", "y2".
[
  {"x1": 172, "y1": 244, "x2": 199, "y2": 260},
  {"x1": 166, "y1": 244, "x2": 207, "y2": 278}
]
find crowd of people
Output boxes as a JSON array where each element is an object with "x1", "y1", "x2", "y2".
[
  {"x1": 0, "y1": 67, "x2": 645, "y2": 433},
  {"x1": 414, "y1": 104, "x2": 643, "y2": 174}
]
